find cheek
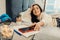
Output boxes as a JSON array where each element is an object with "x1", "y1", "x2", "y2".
[
  {"x1": 36, "y1": 10, "x2": 41, "y2": 14},
  {"x1": 33, "y1": 9, "x2": 41, "y2": 15},
  {"x1": 36, "y1": 13, "x2": 40, "y2": 15},
  {"x1": 37, "y1": 9, "x2": 40, "y2": 13}
]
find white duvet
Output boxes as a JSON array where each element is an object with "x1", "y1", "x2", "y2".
[{"x1": 34, "y1": 26, "x2": 60, "y2": 40}]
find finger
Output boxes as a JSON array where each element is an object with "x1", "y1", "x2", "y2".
[
  {"x1": 36, "y1": 25, "x2": 39, "y2": 31},
  {"x1": 37, "y1": 26, "x2": 40, "y2": 31},
  {"x1": 34, "y1": 25, "x2": 38, "y2": 31},
  {"x1": 34, "y1": 26, "x2": 37, "y2": 31},
  {"x1": 36, "y1": 23, "x2": 40, "y2": 31},
  {"x1": 38, "y1": 26, "x2": 40, "y2": 31},
  {"x1": 34, "y1": 24, "x2": 40, "y2": 31}
]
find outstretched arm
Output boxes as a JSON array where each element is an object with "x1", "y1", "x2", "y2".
[{"x1": 34, "y1": 21, "x2": 44, "y2": 31}]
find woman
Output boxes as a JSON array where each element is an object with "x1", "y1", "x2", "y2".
[
  {"x1": 21, "y1": 4, "x2": 57, "y2": 31},
  {"x1": 30, "y1": 4, "x2": 54, "y2": 31}
]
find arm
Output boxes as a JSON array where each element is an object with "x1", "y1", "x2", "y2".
[
  {"x1": 34, "y1": 21, "x2": 44, "y2": 31},
  {"x1": 38, "y1": 21, "x2": 44, "y2": 26},
  {"x1": 34, "y1": 14, "x2": 52, "y2": 31}
]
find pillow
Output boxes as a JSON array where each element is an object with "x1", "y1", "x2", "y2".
[{"x1": 0, "y1": 14, "x2": 12, "y2": 22}]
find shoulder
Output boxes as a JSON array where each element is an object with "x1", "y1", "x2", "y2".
[
  {"x1": 40, "y1": 12, "x2": 52, "y2": 22},
  {"x1": 41, "y1": 12, "x2": 49, "y2": 16},
  {"x1": 41, "y1": 12, "x2": 52, "y2": 18}
]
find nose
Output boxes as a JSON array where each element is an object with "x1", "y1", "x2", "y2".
[
  {"x1": 35, "y1": 8, "x2": 37, "y2": 11},
  {"x1": 35, "y1": 9, "x2": 37, "y2": 13}
]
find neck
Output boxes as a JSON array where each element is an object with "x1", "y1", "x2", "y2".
[
  {"x1": 37, "y1": 13, "x2": 41, "y2": 20},
  {"x1": 37, "y1": 13, "x2": 41, "y2": 17}
]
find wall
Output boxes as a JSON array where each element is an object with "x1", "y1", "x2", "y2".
[
  {"x1": 0, "y1": 0, "x2": 6, "y2": 16},
  {"x1": 45, "y1": 0, "x2": 60, "y2": 14},
  {"x1": 11, "y1": 0, "x2": 34, "y2": 21}
]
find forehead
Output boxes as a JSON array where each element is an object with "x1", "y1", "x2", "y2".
[{"x1": 33, "y1": 5, "x2": 39, "y2": 8}]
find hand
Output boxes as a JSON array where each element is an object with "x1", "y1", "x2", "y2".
[
  {"x1": 34, "y1": 23, "x2": 40, "y2": 31},
  {"x1": 30, "y1": 23, "x2": 36, "y2": 27}
]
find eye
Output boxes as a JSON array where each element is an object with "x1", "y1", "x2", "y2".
[
  {"x1": 33, "y1": 7, "x2": 35, "y2": 10},
  {"x1": 36, "y1": 7, "x2": 39, "y2": 9}
]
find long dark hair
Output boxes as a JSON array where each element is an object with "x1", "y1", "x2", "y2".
[{"x1": 31, "y1": 4, "x2": 42, "y2": 23}]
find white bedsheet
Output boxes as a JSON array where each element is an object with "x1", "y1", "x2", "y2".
[{"x1": 34, "y1": 27, "x2": 60, "y2": 40}]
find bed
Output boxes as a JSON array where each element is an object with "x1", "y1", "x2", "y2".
[
  {"x1": 20, "y1": 8, "x2": 60, "y2": 40},
  {"x1": 34, "y1": 14, "x2": 60, "y2": 40}
]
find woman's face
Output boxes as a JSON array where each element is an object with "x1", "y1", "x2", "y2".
[{"x1": 32, "y1": 5, "x2": 41, "y2": 16}]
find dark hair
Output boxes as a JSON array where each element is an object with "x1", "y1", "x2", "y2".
[
  {"x1": 32, "y1": 4, "x2": 42, "y2": 13},
  {"x1": 16, "y1": 14, "x2": 21, "y2": 18},
  {"x1": 15, "y1": 14, "x2": 21, "y2": 22},
  {"x1": 31, "y1": 4, "x2": 42, "y2": 23},
  {"x1": 2, "y1": 19, "x2": 12, "y2": 25},
  {"x1": 5, "y1": 19, "x2": 12, "y2": 22}
]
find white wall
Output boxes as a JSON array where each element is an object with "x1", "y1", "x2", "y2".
[
  {"x1": 0, "y1": 0, "x2": 6, "y2": 16},
  {"x1": 45, "y1": 0, "x2": 60, "y2": 14}
]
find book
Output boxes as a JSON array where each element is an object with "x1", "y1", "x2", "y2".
[
  {"x1": 14, "y1": 24, "x2": 40, "y2": 37},
  {"x1": 18, "y1": 26, "x2": 35, "y2": 33}
]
